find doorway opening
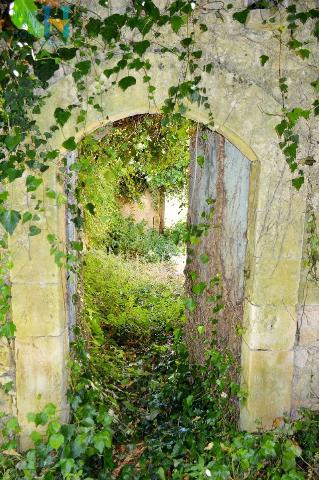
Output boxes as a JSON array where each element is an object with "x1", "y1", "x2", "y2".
[{"x1": 73, "y1": 114, "x2": 251, "y2": 477}]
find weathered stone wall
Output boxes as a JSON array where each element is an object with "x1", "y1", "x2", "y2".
[
  {"x1": 121, "y1": 190, "x2": 161, "y2": 231},
  {"x1": 4, "y1": 0, "x2": 319, "y2": 446},
  {"x1": 292, "y1": 168, "x2": 319, "y2": 415}
]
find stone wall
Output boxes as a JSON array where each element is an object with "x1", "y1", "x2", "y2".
[
  {"x1": 3, "y1": 0, "x2": 319, "y2": 447},
  {"x1": 121, "y1": 190, "x2": 161, "y2": 231}
]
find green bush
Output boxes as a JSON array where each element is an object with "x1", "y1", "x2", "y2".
[
  {"x1": 82, "y1": 251, "x2": 185, "y2": 337},
  {"x1": 106, "y1": 217, "x2": 183, "y2": 262}
]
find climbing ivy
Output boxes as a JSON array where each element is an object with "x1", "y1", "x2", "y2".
[
  {"x1": 0, "y1": 0, "x2": 318, "y2": 235},
  {"x1": 0, "y1": 0, "x2": 318, "y2": 397}
]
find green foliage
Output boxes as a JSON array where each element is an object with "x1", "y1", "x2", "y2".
[
  {"x1": 78, "y1": 115, "x2": 189, "y2": 258},
  {"x1": 107, "y1": 218, "x2": 182, "y2": 262},
  {"x1": 80, "y1": 115, "x2": 190, "y2": 203},
  {"x1": 0, "y1": 210, "x2": 21, "y2": 235},
  {"x1": 1, "y1": 247, "x2": 319, "y2": 479},
  {"x1": 0, "y1": 389, "x2": 114, "y2": 479},
  {"x1": 9, "y1": 0, "x2": 44, "y2": 38},
  {"x1": 82, "y1": 252, "x2": 185, "y2": 338},
  {"x1": 0, "y1": 3, "x2": 318, "y2": 479}
]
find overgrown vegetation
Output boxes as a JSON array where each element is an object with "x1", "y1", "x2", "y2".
[
  {"x1": 0, "y1": 1, "x2": 319, "y2": 475},
  {"x1": 78, "y1": 115, "x2": 189, "y2": 262},
  {"x1": 1, "y1": 302, "x2": 319, "y2": 479},
  {"x1": 81, "y1": 251, "x2": 185, "y2": 341},
  {"x1": 1, "y1": 114, "x2": 319, "y2": 478}
]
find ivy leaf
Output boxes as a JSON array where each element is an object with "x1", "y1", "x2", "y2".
[
  {"x1": 0, "y1": 191, "x2": 9, "y2": 204},
  {"x1": 29, "y1": 225, "x2": 41, "y2": 236},
  {"x1": 30, "y1": 431, "x2": 42, "y2": 444},
  {"x1": 93, "y1": 430, "x2": 112, "y2": 454},
  {"x1": 183, "y1": 297, "x2": 197, "y2": 312},
  {"x1": 34, "y1": 59, "x2": 59, "y2": 82},
  {"x1": 62, "y1": 137, "x2": 77, "y2": 151},
  {"x1": 297, "y1": 48, "x2": 310, "y2": 59},
  {"x1": 287, "y1": 108, "x2": 310, "y2": 126},
  {"x1": 192, "y1": 282, "x2": 207, "y2": 295},
  {"x1": 292, "y1": 176, "x2": 304, "y2": 190},
  {"x1": 197, "y1": 325, "x2": 205, "y2": 335},
  {"x1": 85, "y1": 203, "x2": 96, "y2": 215},
  {"x1": 22, "y1": 212, "x2": 32, "y2": 224},
  {"x1": 44, "y1": 403, "x2": 57, "y2": 416},
  {"x1": 157, "y1": 467, "x2": 166, "y2": 480},
  {"x1": 200, "y1": 253, "x2": 210, "y2": 264},
  {"x1": 0, "y1": 210, "x2": 21, "y2": 235},
  {"x1": 170, "y1": 16, "x2": 184, "y2": 33},
  {"x1": 314, "y1": 20, "x2": 319, "y2": 39},
  {"x1": 133, "y1": 40, "x2": 150, "y2": 56},
  {"x1": 46, "y1": 150, "x2": 60, "y2": 160},
  {"x1": 196, "y1": 155, "x2": 205, "y2": 167},
  {"x1": 57, "y1": 47, "x2": 77, "y2": 60},
  {"x1": 54, "y1": 108, "x2": 71, "y2": 128},
  {"x1": 75, "y1": 61, "x2": 91, "y2": 75},
  {"x1": 233, "y1": 9, "x2": 250, "y2": 25},
  {"x1": 10, "y1": 0, "x2": 44, "y2": 38},
  {"x1": 73, "y1": 61, "x2": 91, "y2": 81},
  {"x1": 102, "y1": 14, "x2": 126, "y2": 42},
  {"x1": 5, "y1": 129, "x2": 22, "y2": 151},
  {"x1": 275, "y1": 120, "x2": 288, "y2": 136},
  {"x1": 49, "y1": 433, "x2": 64, "y2": 450},
  {"x1": 303, "y1": 156, "x2": 316, "y2": 166},
  {"x1": 260, "y1": 55, "x2": 269, "y2": 66},
  {"x1": 86, "y1": 17, "x2": 102, "y2": 37},
  {"x1": 48, "y1": 420, "x2": 61, "y2": 435},
  {"x1": 0, "y1": 322, "x2": 16, "y2": 339},
  {"x1": 313, "y1": 99, "x2": 319, "y2": 116},
  {"x1": 70, "y1": 241, "x2": 83, "y2": 252},
  {"x1": 311, "y1": 78, "x2": 319, "y2": 93},
  {"x1": 181, "y1": 37, "x2": 193, "y2": 48},
  {"x1": 1, "y1": 381, "x2": 13, "y2": 395},
  {"x1": 26, "y1": 175, "x2": 43, "y2": 192},
  {"x1": 118, "y1": 76, "x2": 136, "y2": 91}
]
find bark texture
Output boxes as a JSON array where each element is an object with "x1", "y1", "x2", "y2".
[{"x1": 185, "y1": 129, "x2": 251, "y2": 364}]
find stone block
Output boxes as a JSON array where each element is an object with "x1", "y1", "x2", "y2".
[
  {"x1": 297, "y1": 305, "x2": 319, "y2": 346},
  {"x1": 240, "y1": 342, "x2": 293, "y2": 431},
  {"x1": 243, "y1": 303, "x2": 297, "y2": 350},
  {"x1": 292, "y1": 345, "x2": 319, "y2": 415},
  {"x1": 10, "y1": 228, "x2": 60, "y2": 284},
  {"x1": 0, "y1": 389, "x2": 13, "y2": 416},
  {"x1": 247, "y1": 258, "x2": 301, "y2": 306},
  {"x1": 298, "y1": 276, "x2": 319, "y2": 305},
  {"x1": 15, "y1": 334, "x2": 69, "y2": 450},
  {"x1": 254, "y1": 210, "x2": 305, "y2": 261},
  {"x1": 11, "y1": 283, "x2": 66, "y2": 339}
]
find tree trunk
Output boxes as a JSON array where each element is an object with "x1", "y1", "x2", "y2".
[
  {"x1": 184, "y1": 127, "x2": 250, "y2": 365},
  {"x1": 158, "y1": 187, "x2": 165, "y2": 234}
]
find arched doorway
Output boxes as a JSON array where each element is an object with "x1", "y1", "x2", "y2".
[{"x1": 7, "y1": 51, "x2": 310, "y2": 448}]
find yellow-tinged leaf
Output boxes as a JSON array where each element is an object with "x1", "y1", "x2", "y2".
[
  {"x1": 204, "y1": 442, "x2": 214, "y2": 451},
  {"x1": 49, "y1": 18, "x2": 68, "y2": 33},
  {"x1": 1, "y1": 449, "x2": 22, "y2": 457}
]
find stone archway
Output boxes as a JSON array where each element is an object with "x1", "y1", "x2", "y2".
[{"x1": 4, "y1": 2, "x2": 318, "y2": 448}]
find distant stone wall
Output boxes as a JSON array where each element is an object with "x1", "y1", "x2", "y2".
[{"x1": 121, "y1": 190, "x2": 161, "y2": 231}]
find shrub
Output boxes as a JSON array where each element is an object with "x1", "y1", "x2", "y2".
[
  {"x1": 106, "y1": 217, "x2": 183, "y2": 262},
  {"x1": 81, "y1": 251, "x2": 185, "y2": 337}
]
